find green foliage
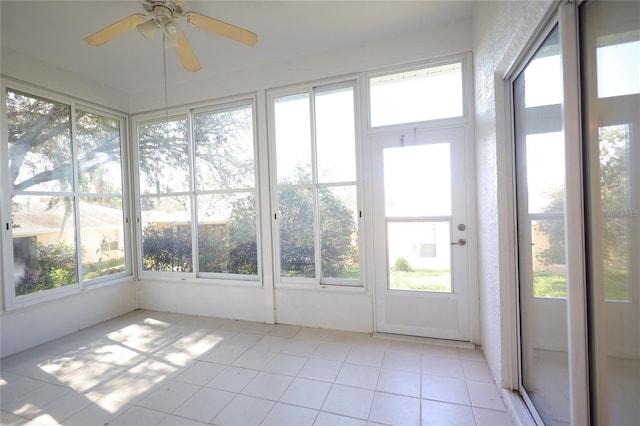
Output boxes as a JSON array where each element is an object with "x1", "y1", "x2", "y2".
[
  {"x1": 83, "y1": 258, "x2": 126, "y2": 280},
  {"x1": 603, "y1": 268, "x2": 630, "y2": 301},
  {"x1": 534, "y1": 126, "x2": 632, "y2": 300},
  {"x1": 320, "y1": 188, "x2": 358, "y2": 278},
  {"x1": 279, "y1": 188, "x2": 315, "y2": 277},
  {"x1": 142, "y1": 227, "x2": 193, "y2": 272},
  {"x1": 536, "y1": 187, "x2": 566, "y2": 267},
  {"x1": 277, "y1": 185, "x2": 357, "y2": 279},
  {"x1": 15, "y1": 242, "x2": 77, "y2": 296},
  {"x1": 393, "y1": 257, "x2": 412, "y2": 272},
  {"x1": 198, "y1": 195, "x2": 258, "y2": 275}
]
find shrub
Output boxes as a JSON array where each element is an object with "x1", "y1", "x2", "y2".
[{"x1": 394, "y1": 257, "x2": 412, "y2": 272}]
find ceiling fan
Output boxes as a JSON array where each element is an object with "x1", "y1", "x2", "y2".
[{"x1": 84, "y1": 0, "x2": 258, "y2": 72}]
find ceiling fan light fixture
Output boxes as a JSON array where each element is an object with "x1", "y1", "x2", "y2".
[
  {"x1": 163, "y1": 21, "x2": 180, "y2": 49},
  {"x1": 137, "y1": 19, "x2": 159, "y2": 40}
]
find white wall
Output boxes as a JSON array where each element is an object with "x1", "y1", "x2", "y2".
[
  {"x1": 129, "y1": 19, "x2": 472, "y2": 114},
  {"x1": 472, "y1": 0, "x2": 554, "y2": 387},
  {"x1": 137, "y1": 280, "x2": 266, "y2": 323},
  {"x1": 274, "y1": 288, "x2": 373, "y2": 333},
  {"x1": 1, "y1": 48, "x2": 130, "y2": 113},
  {"x1": 0, "y1": 280, "x2": 136, "y2": 357}
]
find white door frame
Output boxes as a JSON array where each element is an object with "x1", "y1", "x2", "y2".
[{"x1": 369, "y1": 125, "x2": 477, "y2": 342}]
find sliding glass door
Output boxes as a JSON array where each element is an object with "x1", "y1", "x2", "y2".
[
  {"x1": 513, "y1": 1, "x2": 639, "y2": 423},
  {"x1": 514, "y1": 25, "x2": 571, "y2": 425},
  {"x1": 581, "y1": 2, "x2": 640, "y2": 424}
]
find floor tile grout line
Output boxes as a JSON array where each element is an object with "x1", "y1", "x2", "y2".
[{"x1": 1, "y1": 311, "x2": 509, "y2": 426}]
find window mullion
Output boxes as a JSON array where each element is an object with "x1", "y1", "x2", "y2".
[
  {"x1": 310, "y1": 89, "x2": 322, "y2": 283},
  {"x1": 188, "y1": 111, "x2": 199, "y2": 276},
  {"x1": 70, "y1": 102, "x2": 83, "y2": 288}
]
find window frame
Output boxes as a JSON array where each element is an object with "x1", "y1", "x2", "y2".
[
  {"x1": 366, "y1": 54, "x2": 470, "y2": 130},
  {"x1": 267, "y1": 78, "x2": 364, "y2": 288},
  {"x1": 132, "y1": 96, "x2": 262, "y2": 284},
  {"x1": 1, "y1": 81, "x2": 133, "y2": 310}
]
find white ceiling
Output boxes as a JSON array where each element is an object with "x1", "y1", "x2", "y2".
[{"x1": 1, "y1": 1, "x2": 475, "y2": 98}]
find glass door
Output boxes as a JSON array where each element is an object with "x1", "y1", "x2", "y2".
[
  {"x1": 513, "y1": 25, "x2": 572, "y2": 425},
  {"x1": 581, "y1": 2, "x2": 640, "y2": 424},
  {"x1": 371, "y1": 127, "x2": 471, "y2": 340}
]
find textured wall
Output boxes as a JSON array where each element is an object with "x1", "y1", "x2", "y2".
[{"x1": 472, "y1": 0, "x2": 553, "y2": 387}]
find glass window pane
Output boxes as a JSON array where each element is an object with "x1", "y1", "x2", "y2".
[
  {"x1": 387, "y1": 221, "x2": 451, "y2": 292},
  {"x1": 319, "y1": 186, "x2": 359, "y2": 279},
  {"x1": 597, "y1": 40, "x2": 640, "y2": 98},
  {"x1": 141, "y1": 195, "x2": 192, "y2": 272},
  {"x1": 370, "y1": 62, "x2": 463, "y2": 127},
  {"x1": 600, "y1": 217, "x2": 632, "y2": 301},
  {"x1": 315, "y1": 87, "x2": 356, "y2": 183},
  {"x1": 274, "y1": 94, "x2": 312, "y2": 185},
  {"x1": 198, "y1": 193, "x2": 257, "y2": 275},
  {"x1": 79, "y1": 197, "x2": 126, "y2": 280},
  {"x1": 194, "y1": 105, "x2": 255, "y2": 191},
  {"x1": 600, "y1": 125, "x2": 632, "y2": 212},
  {"x1": 6, "y1": 90, "x2": 73, "y2": 192},
  {"x1": 12, "y1": 195, "x2": 77, "y2": 296},
  {"x1": 526, "y1": 132, "x2": 565, "y2": 213},
  {"x1": 523, "y1": 37, "x2": 563, "y2": 108},
  {"x1": 531, "y1": 218, "x2": 567, "y2": 298},
  {"x1": 279, "y1": 188, "x2": 315, "y2": 278},
  {"x1": 582, "y1": 3, "x2": 640, "y2": 424},
  {"x1": 138, "y1": 116, "x2": 190, "y2": 194},
  {"x1": 76, "y1": 110, "x2": 123, "y2": 194},
  {"x1": 598, "y1": 125, "x2": 634, "y2": 302},
  {"x1": 383, "y1": 143, "x2": 451, "y2": 217}
]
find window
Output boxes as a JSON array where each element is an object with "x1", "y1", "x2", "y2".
[
  {"x1": 138, "y1": 114, "x2": 192, "y2": 273},
  {"x1": 3, "y1": 87, "x2": 129, "y2": 303},
  {"x1": 270, "y1": 83, "x2": 361, "y2": 285},
  {"x1": 369, "y1": 61, "x2": 464, "y2": 127},
  {"x1": 135, "y1": 101, "x2": 259, "y2": 279}
]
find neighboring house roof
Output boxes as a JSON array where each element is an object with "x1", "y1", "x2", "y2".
[{"x1": 12, "y1": 200, "x2": 123, "y2": 237}]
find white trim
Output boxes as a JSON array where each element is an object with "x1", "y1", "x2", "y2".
[
  {"x1": 559, "y1": 3, "x2": 590, "y2": 424},
  {"x1": 256, "y1": 89, "x2": 275, "y2": 323}
]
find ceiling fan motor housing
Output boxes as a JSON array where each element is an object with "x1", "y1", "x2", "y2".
[{"x1": 141, "y1": 0, "x2": 186, "y2": 18}]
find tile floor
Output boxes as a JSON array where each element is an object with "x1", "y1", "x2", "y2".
[{"x1": 1, "y1": 310, "x2": 514, "y2": 425}]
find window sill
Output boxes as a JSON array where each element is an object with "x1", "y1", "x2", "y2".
[
  {"x1": 4, "y1": 275, "x2": 135, "y2": 313},
  {"x1": 136, "y1": 274, "x2": 262, "y2": 289},
  {"x1": 275, "y1": 281, "x2": 367, "y2": 294}
]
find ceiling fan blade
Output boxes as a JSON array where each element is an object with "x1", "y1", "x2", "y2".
[
  {"x1": 85, "y1": 14, "x2": 146, "y2": 46},
  {"x1": 186, "y1": 12, "x2": 257, "y2": 46},
  {"x1": 174, "y1": 26, "x2": 201, "y2": 72}
]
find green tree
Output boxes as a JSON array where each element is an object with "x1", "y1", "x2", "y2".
[
  {"x1": 536, "y1": 125, "x2": 632, "y2": 299},
  {"x1": 142, "y1": 226, "x2": 193, "y2": 272},
  {"x1": 276, "y1": 185, "x2": 357, "y2": 279},
  {"x1": 537, "y1": 187, "x2": 566, "y2": 267}
]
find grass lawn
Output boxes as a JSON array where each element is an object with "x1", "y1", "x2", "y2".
[
  {"x1": 390, "y1": 268, "x2": 451, "y2": 292},
  {"x1": 533, "y1": 269, "x2": 629, "y2": 300}
]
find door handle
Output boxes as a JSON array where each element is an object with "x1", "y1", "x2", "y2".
[{"x1": 451, "y1": 238, "x2": 466, "y2": 246}]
